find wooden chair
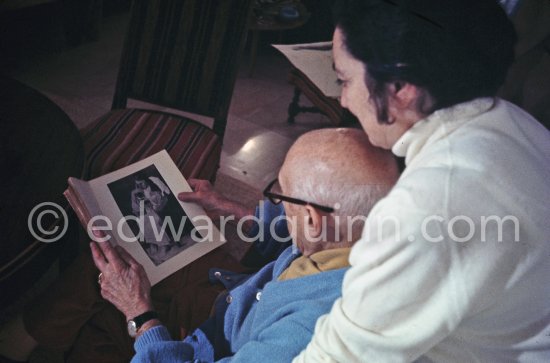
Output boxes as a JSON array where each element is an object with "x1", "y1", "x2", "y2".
[
  {"x1": 287, "y1": 67, "x2": 357, "y2": 126},
  {"x1": 82, "y1": 0, "x2": 253, "y2": 182}
]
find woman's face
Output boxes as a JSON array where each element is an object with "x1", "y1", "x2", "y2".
[{"x1": 332, "y1": 28, "x2": 414, "y2": 150}]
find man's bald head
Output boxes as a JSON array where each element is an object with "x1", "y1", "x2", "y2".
[{"x1": 279, "y1": 128, "x2": 399, "y2": 246}]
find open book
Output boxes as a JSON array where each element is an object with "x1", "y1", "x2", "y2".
[
  {"x1": 273, "y1": 41, "x2": 341, "y2": 98},
  {"x1": 64, "y1": 150, "x2": 225, "y2": 286}
]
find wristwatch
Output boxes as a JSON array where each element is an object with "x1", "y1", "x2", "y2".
[{"x1": 127, "y1": 311, "x2": 159, "y2": 338}]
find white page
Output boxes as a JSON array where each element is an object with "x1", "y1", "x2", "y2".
[
  {"x1": 273, "y1": 41, "x2": 341, "y2": 98},
  {"x1": 73, "y1": 150, "x2": 225, "y2": 286}
]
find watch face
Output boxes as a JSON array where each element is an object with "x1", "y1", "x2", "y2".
[{"x1": 127, "y1": 320, "x2": 138, "y2": 338}]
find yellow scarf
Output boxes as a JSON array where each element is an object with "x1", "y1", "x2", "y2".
[{"x1": 278, "y1": 247, "x2": 351, "y2": 281}]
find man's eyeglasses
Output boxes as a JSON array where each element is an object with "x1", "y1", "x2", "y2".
[{"x1": 262, "y1": 178, "x2": 335, "y2": 213}]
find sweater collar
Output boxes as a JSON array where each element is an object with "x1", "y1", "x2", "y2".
[
  {"x1": 391, "y1": 97, "x2": 496, "y2": 165},
  {"x1": 278, "y1": 247, "x2": 351, "y2": 281}
]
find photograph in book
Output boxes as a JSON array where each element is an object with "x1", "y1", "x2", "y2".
[
  {"x1": 107, "y1": 164, "x2": 196, "y2": 266},
  {"x1": 64, "y1": 150, "x2": 226, "y2": 286}
]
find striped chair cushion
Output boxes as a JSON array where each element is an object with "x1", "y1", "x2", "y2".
[{"x1": 82, "y1": 109, "x2": 221, "y2": 181}]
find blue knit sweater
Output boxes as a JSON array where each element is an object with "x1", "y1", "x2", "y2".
[{"x1": 132, "y1": 246, "x2": 347, "y2": 362}]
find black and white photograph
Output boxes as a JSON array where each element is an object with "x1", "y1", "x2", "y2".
[{"x1": 107, "y1": 164, "x2": 196, "y2": 266}]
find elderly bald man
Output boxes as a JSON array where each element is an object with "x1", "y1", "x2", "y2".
[
  {"x1": 0, "y1": 128, "x2": 397, "y2": 362},
  {"x1": 109, "y1": 128, "x2": 399, "y2": 362}
]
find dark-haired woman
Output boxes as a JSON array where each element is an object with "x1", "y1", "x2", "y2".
[{"x1": 295, "y1": 0, "x2": 550, "y2": 361}]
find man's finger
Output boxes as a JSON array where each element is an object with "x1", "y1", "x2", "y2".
[
  {"x1": 137, "y1": 265, "x2": 150, "y2": 281},
  {"x1": 96, "y1": 240, "x2": 126, "y2": 270},
  {"x1": 92, "y1": 228, "x2": 106, "y2": 239},
  {"x1": 100, "y1": 286, "x2": 115, "y2": 304},
  {"x1": 178, "y1": 191, "x2": 201, "y2": 202},
  {"x1": 187, "y1": 179, "x2": 203, "y2": 189},
  {"x1": 90, "y1": 242, "x2": 108, "y2": 271},
  {"x1": 116, "y1": 245, "x2": 140, "y2": 267}
]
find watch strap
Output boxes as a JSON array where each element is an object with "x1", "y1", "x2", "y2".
[{"x1": 131, "y1": 311, "x2": 159, "y2": 330}]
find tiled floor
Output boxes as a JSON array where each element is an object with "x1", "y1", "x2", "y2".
[{"x1": 3, "y1": 10, "x2": 333, "y2": 191}]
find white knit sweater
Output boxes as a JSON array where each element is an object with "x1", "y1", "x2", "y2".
[{"x1": 295, "y1": 98, "x2": 550, "y2": 362}]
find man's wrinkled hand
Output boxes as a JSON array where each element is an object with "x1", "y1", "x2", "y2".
[
  {"x1": 90, "y1": 231, "x2": 154, "y2": 321},
  {"x1": 178, "y1": 179, "x2": 253, "y2": 223}
]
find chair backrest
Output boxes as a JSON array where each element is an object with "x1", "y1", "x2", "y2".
[{"x1": 112, "y1": 0, "x2": 253, "y2": 138}]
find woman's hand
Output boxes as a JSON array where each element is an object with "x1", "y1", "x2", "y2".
[
  {"x1": 178, "y1": 179, "x2": 254, "y2": 223},
  {"x1": 90, "y1": 233, "x2": 154, "y2": 321}
]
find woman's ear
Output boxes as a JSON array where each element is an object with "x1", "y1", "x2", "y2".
[
  {"x1": 394, "y1": 81, "x2": 403, "y2": 92},
  {"x1": 389, "y1": 82, "x2": 417, "y2": 109},
  {"x1": 387, "y1": 82, "x2": 431, "y2": 125}
]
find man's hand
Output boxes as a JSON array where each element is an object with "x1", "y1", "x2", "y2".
[
  {"x1": 90, "y1": 232, "x2": 154, "y2": 321},
  {"x1": 178, "y1": 179, "x2": 254, "y2": 224}
]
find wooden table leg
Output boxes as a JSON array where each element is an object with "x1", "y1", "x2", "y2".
[{"x1": 249, "y1": 30, "x2": 260, "y2": 77}]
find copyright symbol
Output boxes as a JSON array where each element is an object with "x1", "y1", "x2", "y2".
[{"x1": 27, "y1": 202, "x2": 69, "y2": 243}]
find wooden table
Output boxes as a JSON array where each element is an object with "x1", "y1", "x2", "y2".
[
  {"x1": 248, "y1": 1, "x2": 310, "y2": 76},
  {"x1": 0, "y1": 76, "x2": 84, "y2": 309}
]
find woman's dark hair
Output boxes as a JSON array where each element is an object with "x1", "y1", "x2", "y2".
[{"x1": 333, "y1": 0, "x2": 517, "y2": 123}]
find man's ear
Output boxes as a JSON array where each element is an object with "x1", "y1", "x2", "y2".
[{"x1": 305, "y1": 205, "x2": 325, "y2": 239}]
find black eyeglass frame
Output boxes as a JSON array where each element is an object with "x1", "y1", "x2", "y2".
[{"x1": 262, "y1": 178, "x2": 335, "y2": 213}]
